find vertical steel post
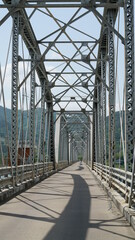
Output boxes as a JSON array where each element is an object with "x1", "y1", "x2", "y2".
[
  {"x1": 44, "y1": 111, "x2": 48, "y2": 164},
  {"x1": 46, "y1": 105, "x2": 50, "y2": 162},
  {"x1": 124, "y1": 0, "x2": 135, "y2": 204},
  {"x1": 29, "y1": 53, "x2": 35, "y2": 174},
  {"x1": 73, "y1": 139, "x2": 75, "y2": 162},
  {"x1": 87, "y1": 132, "x2": 89, "y2": 164},
  {"x1": 108, "y1": 10, "x2": 115, "y2": 182},
  {"x1": 47, "y1": 104, "x2": 55, "y2": 169},
  {"x1": 95, "y1": 105, "x2": 99, "y2": 163},
  {"x1": 101, "y1": 51, "x2": 107, "y2": 166},
  {"x1": 64, "y1": 130, "x2": 68, "y2": 162},
  {"x1": 67, "y1": 131, "x2": 69, "y2": 165},
  {"x1": 11, "y1": 11, "x2": 19, "y2": 167},
  {"x1": 70, "y1": 136, "x2": 73, "y2": 162},
  {"x1": 65, "y1": 133, "x2": 67, "y2": 162},
  {"x1": 59, "y1": 118, "x2": 63, "y2": 161},
  {"x1": 59, "y1": 131, "x2": 62, "y2": 161},
  {"x1": 88, "y1": 121, "x2": 91, "y2": 166},
  {"x1": 124, "y1": 0, "x2": 135, "y2": 172},
  {"x1": 92, "y1": 109, "x2": 96, "y2": 169},
  {"x1": 62, "y1": 132, "x2": 65, "y2": 160},
  {"x1": 88, "y1": 125, "x2": 91, "y2": 166},
  {"x1": 40, "y1": 80, "x2": 45, "y2": 163},
  {"x1": 97, "y1": 80, "x2": 102, "y2": 164}
]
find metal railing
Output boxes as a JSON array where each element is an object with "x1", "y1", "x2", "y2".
[
  {"x1": 0, "y1": 161, "x2": 69, "y2": 195},
  {"x1": 93, "y1": 162, "x2": 135, "y2": 206}
]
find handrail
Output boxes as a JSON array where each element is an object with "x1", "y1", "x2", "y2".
[
  {"x1": 0, "y1": 161, "x2": 69, "y2": 194},
  {"x1": 93, "y1": 162, "x2": 135, "y2": 206}
]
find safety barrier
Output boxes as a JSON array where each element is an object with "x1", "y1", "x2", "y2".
[
  {"x1": 0, "y1": 161, "x2": 70, "y2": 202},
  {"x1": 93, "y1": 162, "x2": 134, "y2": 204}
]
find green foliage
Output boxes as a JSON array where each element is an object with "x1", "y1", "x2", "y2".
[{"x1": 78, "y1": 155, "x2": 83, "y2": 161}]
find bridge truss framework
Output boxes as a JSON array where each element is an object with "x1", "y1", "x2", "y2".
[{"x1": 0, "y1": 0, "x2": 135, "y2": 208}]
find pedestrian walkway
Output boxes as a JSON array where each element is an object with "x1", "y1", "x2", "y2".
[{"x1": 0, "y1": 162, "x2": 134, "y2": 240}]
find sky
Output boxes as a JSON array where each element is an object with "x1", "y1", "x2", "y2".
[{"x1": 0, "y1": 1, "x2": 129, "y2": 115}]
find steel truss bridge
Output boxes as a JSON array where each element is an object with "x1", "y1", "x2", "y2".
[{"x1": 0, "y1": 0, "x2": 135, "y2": 237}]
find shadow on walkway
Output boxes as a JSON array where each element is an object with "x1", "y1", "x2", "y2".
[
  {"x1": 43, "y1": 173, "x2": 90, "y2": 240},
  {"x1": 76, "y1": 165, "x2": 84, "y2": 171},
  {"x1": 0, "y1": 164, "x2": 134, "y2": 240}
]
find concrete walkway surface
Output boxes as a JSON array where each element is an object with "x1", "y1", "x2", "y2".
[{"x1": 0, "y1": 162, "x2": 134, "y2": 240}]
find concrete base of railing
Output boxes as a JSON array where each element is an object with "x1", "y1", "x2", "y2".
[
  {"x1": 86, "y1": 164, "x2": 135, "y2": 231},
  {"x1": 0, "y1": 161, "x2": 74, "y2": 204}
]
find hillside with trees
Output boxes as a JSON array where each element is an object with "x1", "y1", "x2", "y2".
[{"x1": 0, "y1": 106, "x2": 124, "y2": 165}]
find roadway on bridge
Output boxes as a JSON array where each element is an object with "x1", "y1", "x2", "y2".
[{"x1": 0, "y1": 162, "x2": 134, "y2": 240}]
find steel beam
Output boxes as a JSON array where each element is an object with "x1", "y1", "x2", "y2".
[
  {"x1": 101, "y1": 50, "x2": 106, "y2": 166},
  {"x1": 0, "y1": 1, "x2": 124, "y2": 9},
  {"x1": 29, "y1": 53, "x2": 35, "y2": 168},
  {"x1": 11, "y1": 11, "x2": 19, "y2": 167},
  {"x1": 124, "y1": 0, "x2": 135, "y2": 172},
  {"x1": 48, "y1": 104, "x2": 55, "y2": 168},
  {"x1": 39, "y1": 41, "x2": 96, "y2": 44},
  {"x1": 97, "y1": 81, "x2": 102, "y2": 164},
  {"x1": 47, "y1": 72, "x2": 92, "y2": 75},
  {"x1": 92, "y1": 107, "x2": 97, "y2": 169},
  {"x1": 40, "y1": 80, "x2": 45, "y2": 162},
  {"x1": 108, "y1": 10, "x2": 115, "y2": 181},
  {"x1": 46, "y1": 105, "x2": 50, "y2": 162}
]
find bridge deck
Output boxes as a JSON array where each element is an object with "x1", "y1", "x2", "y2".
[{"x1": 0, "y1": 163, "x2": 134, "y2": 240}]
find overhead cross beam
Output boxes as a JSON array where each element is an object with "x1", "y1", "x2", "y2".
[{"x1": 0, "y1": 0, "x2": 124, "y2": 9}]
